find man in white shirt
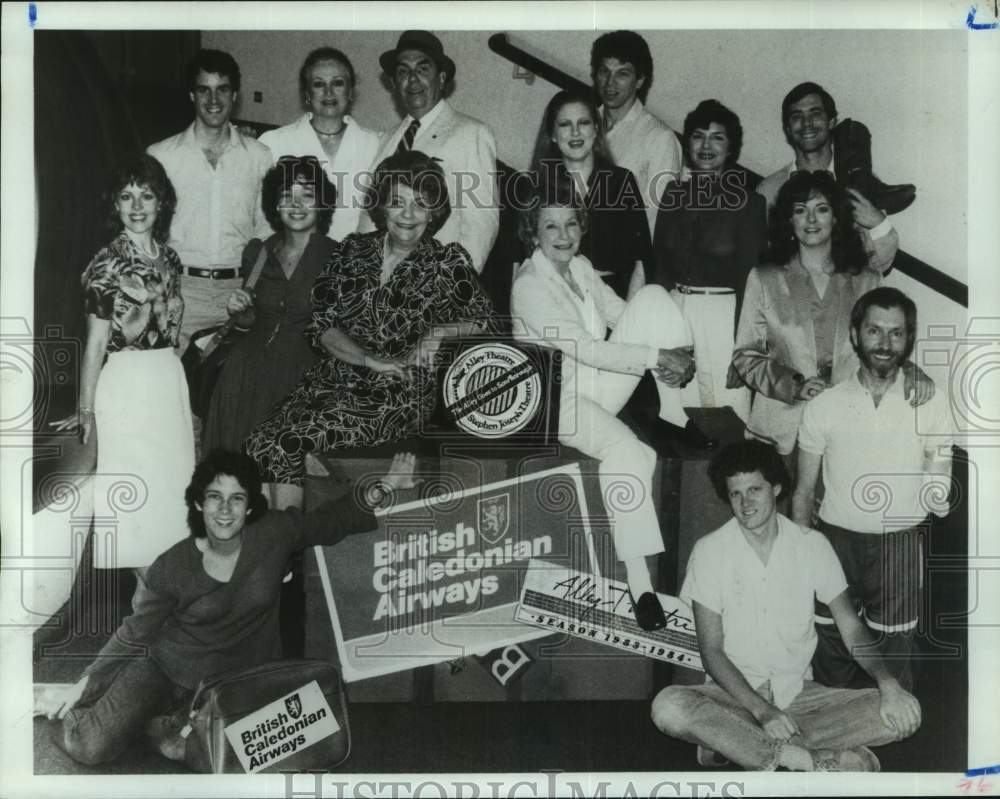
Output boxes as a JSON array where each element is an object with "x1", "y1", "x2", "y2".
[
  {"x1": 591, "y1": 30, "x2": 682, "y2": 235},
  {"x1": 652, "y1": 440, "x2": 920, "y2": 772},
  {"x1": 756, "y1": 82, "x2": 900, "y2": 275},
  {"x1": 147, "y1": 49, "x2": 272, "y2": 353},
  {"x1": 361, "y1": 31, "x2": 498, "y2": 272},
  {"x1": 793, "y1": 288, "x2": 954, "y2": 691}
]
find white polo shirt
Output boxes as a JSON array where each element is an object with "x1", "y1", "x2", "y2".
[
  {"x1": 798, "y1": 371, "x2": 955, "y2": 534},
  {"x1": 682, "y1": 514, "x2": 847, "y2": 710}
]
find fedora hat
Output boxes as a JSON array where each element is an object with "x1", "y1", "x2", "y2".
[{"x1": 379, "y1": 30, "x2": 455, "y2": 83}]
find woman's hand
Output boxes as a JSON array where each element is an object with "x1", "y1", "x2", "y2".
[
  {"x1": 365, "y1": 356, "x2": 409, "y2": 378},
  {"x1": 226, "y1": 289, "x2": 253, "y2": 316},
  {"x1": 796, "y1": 376, "x2": 828, "y2": 401},
  {"x1": 410, "y1": 331, "x2": 447, "y2": 370},
  {"x1": 902, "y1": 361, "x2": 935, "y2": 407},
  {"x1": 49, "y1": 410, "x2": 95, "y2": 444},
  {"x1": 35, "y1": 675, "x2": 89, "y2": 720}
]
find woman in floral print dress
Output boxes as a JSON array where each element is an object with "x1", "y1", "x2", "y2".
[{"x1": 245, "y1": 150, "x2": 497, "y2": 508}]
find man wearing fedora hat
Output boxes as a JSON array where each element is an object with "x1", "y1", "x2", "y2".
[{"x1": 362, "y1": 30, "x2": 499, "y2": 272}]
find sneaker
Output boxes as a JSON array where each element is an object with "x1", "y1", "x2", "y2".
[
  {"x1": 696, "y1": 745, "x2": 731, "y2": 767},
  {"x1": 144, "y1": 715, "x2": 188, "y2": 762},
  {"x1": 811, "y1": 746, "x2": 881, "y2": 772}
]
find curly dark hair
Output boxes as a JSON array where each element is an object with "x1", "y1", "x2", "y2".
[
  {"x1": 769, "y1": 171, "x2": 867, "y2": 273},
  {"x1": 590, "y1": 30, "x2": 653, "y2": 102},
  {"x1": 682, "y1": 99, "x2": 744, "y2": 164},
  {"x1": 105, "y1": 153, "x2": 177, "y2": 243},
  {"x1": 262, "y1": 156, "x2": 337, "y2": 235},
  {"x1": 708, "y1": 440, "x2": 791, "y2": 504},
  {"x1": 516, "y1": 174, "x2": 589, "y2": 256},
  {"x1": 530, "y1": 89, "x2": 615, "y2": 177},
  {"x1": 299, "y1": 46, "x2": 357, "y2": 98},
  {"x1": 185, "y1": 449, "x2": 268, "y2": 539},
  {"x1": 367, "y1": 150, "x2": 451, "y2": 237},
  {"x1": 186, "y1": 48, "x2": 241, "y2": 94}
]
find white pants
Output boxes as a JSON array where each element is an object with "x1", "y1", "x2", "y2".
[
  {"x1": 671, "y1": 289, "x2": 749, "y2": 421},
  {"x1": 559, "y1": 285, "x2": 690, "y2": 562}
]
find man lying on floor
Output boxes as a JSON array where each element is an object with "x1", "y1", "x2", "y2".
[
  {"x1": 34, "y1": 449, "x2": 415, "y2": 767},
  {"x1": 651, "y1": 440, "x2": 920, "y2": 772}
]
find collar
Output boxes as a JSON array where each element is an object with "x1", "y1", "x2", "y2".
[
  {"x1": 181, "y1": 121, "x2": 243, "y2": 151},
  {"x1": 789, "y1": 151, "x2": 836, "y2": 178},
  {"x1": 402, "y1": 99, "x2": 446, "y2": 136},
  {"x1": 850, "y1": 367, "x2": 904, "y2": 398},
  {"x1": 529, "y1": 246, "x2": 590, "y2": 291},
  {"x1": 602, "y1": 98, "x2": 644, "y2": 131},
  {"x1": 304, "y1": 112, "x2": 357, "y2": 133}
]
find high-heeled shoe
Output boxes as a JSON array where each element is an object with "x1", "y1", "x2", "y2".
[{"x1": 631, "y1": 591, "x2": 667, "y2": 631}]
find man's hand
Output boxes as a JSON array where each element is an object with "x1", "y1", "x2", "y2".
[
  {"x1": 656, "y1": 346, "x2": 695, "y2": 386},
  {"x1": 878, "y1": 680, "x2": 921, "y2": 738},
  {"x1": 847, "y1": 188, "x2": 887, "y2": 230},
  {"x1": 382, "y1": 452, "x2": 419, "y2": 491},
  {"x1": 365, "y1": 357, "x2": 409, "y2": 378},
  {"x1": 754, "y1": 705, "x2": 801, "y2": 741}
]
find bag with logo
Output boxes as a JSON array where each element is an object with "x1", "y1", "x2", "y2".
[
  {"x1": 180, "y1": 243, "x2": 268, "y2": 417},
  {"x1": 182, "y1": 658, "x2": 351, "y2": 774}
]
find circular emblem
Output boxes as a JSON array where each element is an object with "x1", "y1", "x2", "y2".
[{"x1": 441, "y1": 343, "x2": 542, "y2": 439}]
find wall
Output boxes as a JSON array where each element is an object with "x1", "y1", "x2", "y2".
[{"x1": 205, "y1": 28, "x2": 968, "y2": 358}]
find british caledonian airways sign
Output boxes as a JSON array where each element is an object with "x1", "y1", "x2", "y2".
[{"x1": 315, "y1": 464, "x2": 601, "y2": 682}]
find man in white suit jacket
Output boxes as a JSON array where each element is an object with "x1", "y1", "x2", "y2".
[{"x1": 361, "y1": 31, "x2": 499, "y2": 272}]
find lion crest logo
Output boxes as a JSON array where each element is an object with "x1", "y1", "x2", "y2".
[
  {"x1": 478, "y1": 494, "x2": 510, "y2": 545},
  {"x1": 285, "y1": 693, "x2": 302, "y2": 720}
]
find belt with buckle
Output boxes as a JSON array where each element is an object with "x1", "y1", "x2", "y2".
[
  {"x1": 674, "y1": 284, "x2": 735, "y2": 295},
  {"x1": 183, "y1": 266, "x2": 239, "y2": 279}
]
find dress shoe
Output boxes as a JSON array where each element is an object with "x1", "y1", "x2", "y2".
[
  {"x1": 833, "y1": 118, "x2": 916, "y2": 215},
  {"x1": 649, "y1": 418, "x2": 718, "y2": 450},
  {"x1": 631, "y1": 591, "x2": 667, "y2": 631}
]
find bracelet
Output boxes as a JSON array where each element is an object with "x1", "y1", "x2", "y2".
[{"x1": 78, "y1": 407, "x2": 95, "y2": 416}]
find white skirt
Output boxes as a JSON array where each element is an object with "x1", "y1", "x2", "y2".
[{"x1": 92, "y1": 348, "x2": 195, "y2": 568}]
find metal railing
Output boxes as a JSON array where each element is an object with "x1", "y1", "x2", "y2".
[{"x1": 488, "y1": 33, "x2": 968, "y2": 309}]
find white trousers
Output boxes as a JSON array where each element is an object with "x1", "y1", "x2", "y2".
[
  {"x1": 177, "y1": 273, "x2": 242, "y2": 354},
  {"x1": 558, "y1": 285, "x2": 690, "y2": 562},
  {"x1": 671, "y1": 290, "x2": 749, "y2": 421}
]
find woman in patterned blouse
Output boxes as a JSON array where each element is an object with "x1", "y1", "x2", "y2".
[
  {"x1": 245, "y1": 150, "x2": 497, "y2": 509},
  {"x1": 51, "y1": 153, "x2": 195, "y2": 570}
]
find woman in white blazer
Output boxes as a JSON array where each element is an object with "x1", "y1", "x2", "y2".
[
  {"x1": 511, "y1": 179, "x2": 714, "y2": 631},
  {"x1": 259, "y1": 47, "x2": 380, "y2": 242}
]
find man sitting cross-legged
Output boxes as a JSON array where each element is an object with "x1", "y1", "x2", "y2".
[{"x1": 651, "y1": 440, "x2": 920, "y2": 772}]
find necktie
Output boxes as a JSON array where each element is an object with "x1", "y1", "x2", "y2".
[{"x1": 396, "y1": 119, "x2": 420, "y2": 153}]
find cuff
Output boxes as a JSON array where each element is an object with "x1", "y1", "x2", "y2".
[
  {"x1": 646, "y1": 347, "x2": 660, "y2": 371},
  {"x1": 868, "y1": 216, "x2": 893, "y2": 240}
]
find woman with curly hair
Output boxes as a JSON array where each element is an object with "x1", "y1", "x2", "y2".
[
  {"x1": 202, "y1": 155, "x2": 338, "y2": 452},
  {"x1": 730, "y1": 171, "x2": 930, "y2": 459},
  {"x1": 51, "y1": 152, "x2": 194, "y2": 569},
  {"x1": 245, "y1": 150, "x2": 497, "y2": 508}
]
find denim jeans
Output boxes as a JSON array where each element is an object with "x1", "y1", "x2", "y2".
[
  {"x1": 651, "y1": 679, "x2": 905, "y2": 771},
  {"x1": 54, "y1": 654, "x2": 188, "y2": 766}
]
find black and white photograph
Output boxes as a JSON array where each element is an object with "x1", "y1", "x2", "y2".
[{"x1": 1, "y1": 2, "x2": 998, "y2": 797}]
